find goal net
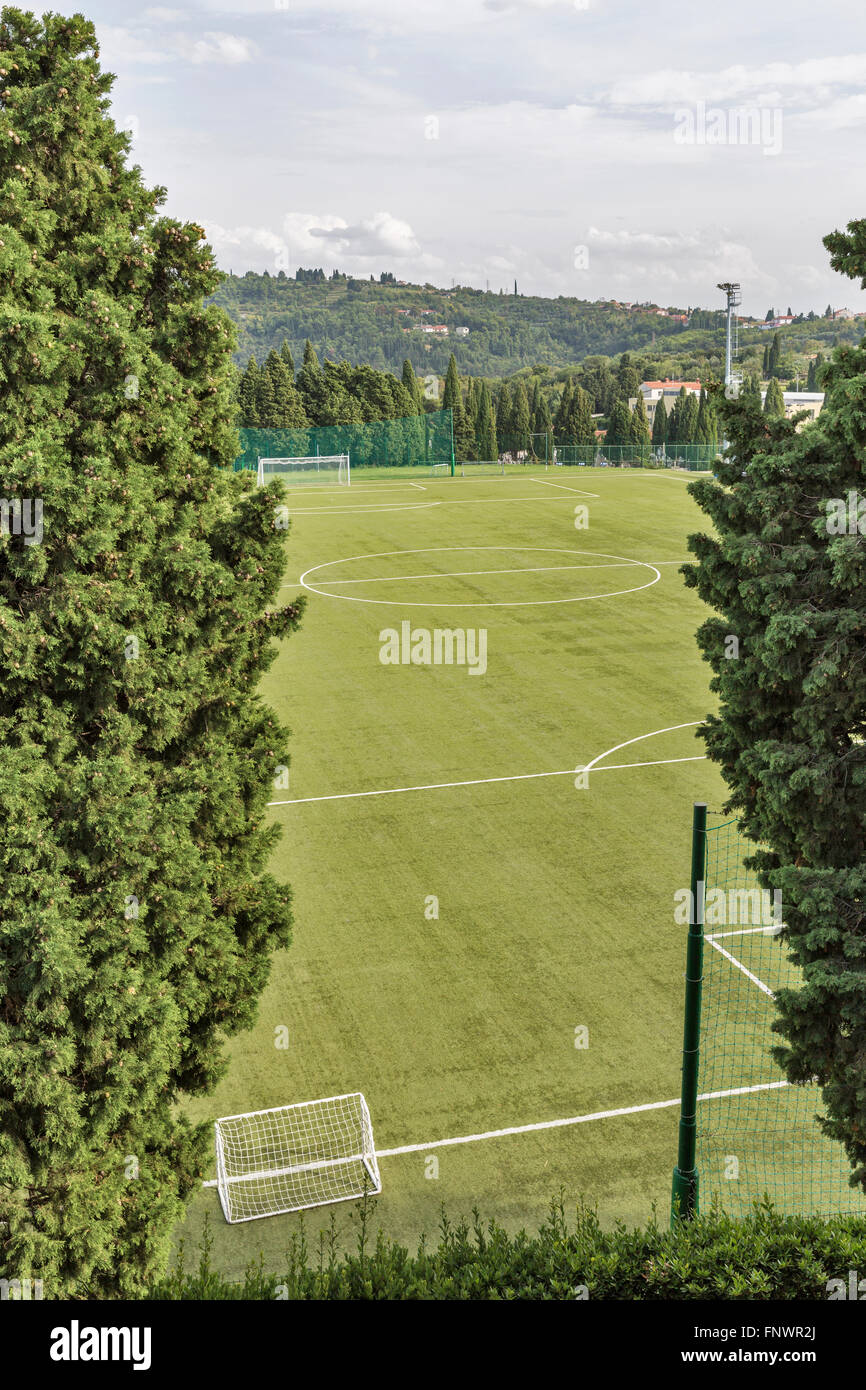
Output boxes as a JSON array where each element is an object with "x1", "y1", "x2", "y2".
[
  {"x1": 693, "y1": 814, "x2": 865, "y2": 1217},
  {"x1": 256, "y1": 454, "x2": 350, "y2": 488},
  {"x1": 214, "y1": 1092, "x2": 381, "y2": 1223}
]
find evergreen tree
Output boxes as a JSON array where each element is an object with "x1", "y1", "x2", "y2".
[
  {"x1": 680, "y1": 392, "x2": 699, "y2": 443},
  {"x1": 279, "y1": 340, "x2": 295, "y2": 376},
  {"x1": 532, "y1": 388, "x2": 554, "y2": 458},
  {"x1": 666, "y1": 387, "x2": 688, "y2": 445},
  {"x1": 741, "y1": 373, "x2": 763, "y2": 409},
  {"x1": 238, "y1": 356, "x2": 262, "y2": 427},
  {"x1": 0, "y1": 9, "x2": 302, "y2": 1294},
  {"x1": 806, "y1": 358, "x2": 817, "y2": 392},
  {"x1": 695, "y1": 387, "x2": 715, "y2": 445},
  {"x1": 402, "y1": 358, "x2": 423, "y2": 413},
  {"x1": 511, "y1": 380, "x2": 532, "y2": 455},
  {"x1": 763, "y1": 376, "x2": 785, "y2": 418},
  {"x1": 554, "y1": 378, "x2": 573, "y2": 442},
  {"x1": 496, "y1": 380, "x2": 513, "y2": 450},
  {"x1": 682, "y1": 216, "x2": 866, "y2": 1193},
  {"x1": 769, "y1": 332, "x2": 782, "y2": 379},
  {"x1": 477, "y1": 380, "x2": 497, "y2": 460},
  {"x1": 296, "y1": 340, "x2": 327, "y2": 424},
  {"x1": 569, "y1": 384, "x2": 595, "y2": 446},
  {"x1": 442, "y1": 354, "x2": 472, "y2": 459},
  {"x1": 762, "y1": 344, "x2": 770, "y2": 377},
  {"x1": 651, "y1": 396, "x2": 668, "y2": 446},
  {"x1": 605, "y1": 399, "x2": 632, "y2": 447},
  {"x1": 629, "y1": 391, "x2": 651, "y2": 445}
]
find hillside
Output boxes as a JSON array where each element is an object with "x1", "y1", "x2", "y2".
[{"x1": 209, "y1": 270, "x2": 863, "y2": 383}]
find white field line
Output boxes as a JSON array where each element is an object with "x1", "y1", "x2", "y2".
[
  {"x1": 705, "y1": 935, "x2": 775, "y2": 999},
  {"x1": 269, "y1": 721, "x2": 705, "y2": 807},
  {"x1": 269, "y1": 757, "x2": 707, "y2": 807},
  {"x1": 529, "y1": 477, "x2": 599, "y2": 497},
  {"x1": 200, "y1": 1080, "x2": 789, "y2": 1189},
  {"x1": 375, "y1": 1082, "x2": 789, "y2": 1158},
  {"x1": 708, "y1": 925, "x2": 780, "y2": 941},
  {"x1": 280, "y1": 484, "x2": 420, "y2": 495},
  {"x1": 316, "y1": 560, "x2": 649, "y2": 587},
  {"x1": 407, "y1": 481, "x2": 426, "y2": 491},
  {"x1": 282, "y1": 495, "x2": 590, "y2": 517}
]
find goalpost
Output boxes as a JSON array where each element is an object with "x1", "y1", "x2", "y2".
[
  {"x1": 256, "y1": 453, "x2": 350, "y2": 488},
  {"x1": 214, "y1": 1092, "x2": 381, "y2": 1223}
]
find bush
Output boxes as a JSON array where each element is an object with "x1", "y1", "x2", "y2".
[{"x1": 145, "y1": 1196, "x2": 866, "y2": 1301}]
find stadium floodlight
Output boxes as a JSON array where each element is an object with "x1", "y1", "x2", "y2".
[
  {"x1": 716, "y1": 283, "x2": 741, "y2": 394},
  {"x1": 256, "y1": 454, "x2": 350, "y2": 487},
  {"x1": 214, "y1": 1093, "x2": 381, "y2": 1223}
]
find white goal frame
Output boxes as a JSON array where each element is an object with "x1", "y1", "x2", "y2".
[
  {"x1": 256, "y1": 453, "x2": 351, "y2": 488},
  {"x1": 214, "y1": 1092, "x2": 381, "y2": 1223}
]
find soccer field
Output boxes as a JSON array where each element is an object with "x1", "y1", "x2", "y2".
[{"x1": 178, "y1": 464, "x2": 734, "y2": 1277}]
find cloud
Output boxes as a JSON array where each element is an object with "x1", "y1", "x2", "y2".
[
  {"x1": 605, "y1": 54, "x2": 866, "y2": 112},
  {"x1": 98, "y1": 23, "x2": 257, "y2": 68},
  {"x1": 203, "y1": 212, "x2": 423, "y2": 274}
]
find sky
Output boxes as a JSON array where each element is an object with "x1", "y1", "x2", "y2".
[{"x1": 86, "y1": 0, "x2": 866, "y2": 316}]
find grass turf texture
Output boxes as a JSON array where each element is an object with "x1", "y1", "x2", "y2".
[{"x1": 172, "y1": 465, "x2": 765, "y2": 1279}]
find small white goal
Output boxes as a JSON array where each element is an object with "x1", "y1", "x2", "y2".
[
  {"x1": 214, "y1": 1093, "x2": 381, "y2": 1223},
  {"x1": 256, "y1": 454, "x2": 350, "y2": 487}
]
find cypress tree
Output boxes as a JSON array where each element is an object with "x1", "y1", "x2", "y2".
[
  {"x1": 401, "y1": 358, "x2": 423, "y2": 413},
  {"x1": 0, "y1": 9, "x2": 302, "y2": 1293},
  {"x1": 682, "y1": 216, "x2": 866, "y2": 1193},
  {"x1": 629, "y1": 391, "x2": 651, "y2": 444},
  {"x1": 495, "y1": 380, "x2": 513, "y2": 451},
  {"x1": 477, "y1": 380, "x2": 497, "y2": 460},
  {"x1": 532, "y1": 388, "x2": 554, "y2": 458},
  {"x1": 605, "y1": 399, "x2": 631, "y2": 447},
  {"x1": 680, "y1": 392, "x2": 699, "y2": 442},
  {"x1": 511, "y1": 380, "x2": 531, "y2": 456},
  {"x1": 554, "y1": 378, "x2": 573, "y2": 442},
  {"x1": 651, "y1": 395, "x2": 668, "y2": 446},
  {"x1": 570, "y1": 384, "x2": 595, "y2": 445},
  {"x1": 763, "y1": 376, "x2": 786, "y2": 418}
]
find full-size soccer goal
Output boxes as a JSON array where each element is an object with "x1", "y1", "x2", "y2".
[
  {"x1": 256, "y1": 453, "x2": 350, "y2": 487},
  {"x1": 214, "y1": 1092, "x2": 381, "y2": 1223}
]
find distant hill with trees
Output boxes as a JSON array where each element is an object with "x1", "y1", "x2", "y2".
[{"x1": 210, "y1": 268, "x2": 863, "y2": 386}]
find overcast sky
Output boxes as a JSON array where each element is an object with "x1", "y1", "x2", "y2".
[{"x1": 88, "y1": 0, "x2": 866, "y2": 316}]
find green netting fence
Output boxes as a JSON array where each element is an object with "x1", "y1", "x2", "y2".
[
  {"x1": 231, "y1": 408, "x2": 454, "y2": 472},
  {"x1": 674, "y1": 806, "x2": 866, "y2": 1221},
  {"x1": 552, "y1": 443, "x2": 719, "y2": 468}
]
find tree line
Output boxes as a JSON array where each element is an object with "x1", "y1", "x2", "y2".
[{"x1": 235, "y1": 345, "x2": 725, "y2": 458}]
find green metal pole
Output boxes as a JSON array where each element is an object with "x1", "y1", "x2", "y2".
[
  {"x1": 671, "y1": 802, "x2": 706, "y2": 1223},
  {"x1": 449, "y1": 407, "x2": 455, "y2": 477}
]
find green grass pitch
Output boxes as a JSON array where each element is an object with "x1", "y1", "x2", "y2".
[{"x1": 177, "y1": 464, "x2": 736, "y2": 1278}]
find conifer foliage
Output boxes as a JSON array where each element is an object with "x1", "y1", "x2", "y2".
[
  {"x1": 683, "y1": 219, "x2": 866, "y2": 1192},
  {"x1": 0, "y1": 10, "x2": 303, "y2": 1293}
]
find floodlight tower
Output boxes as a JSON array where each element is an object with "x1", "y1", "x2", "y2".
[{"x1": 717, "y1": 282, "x2": 741, "y2": 392}]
